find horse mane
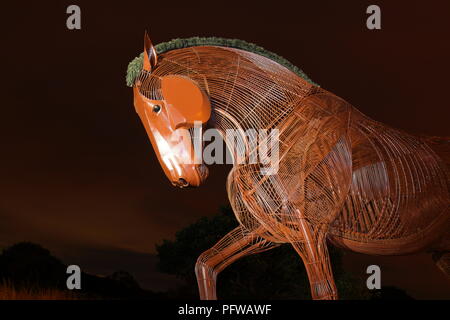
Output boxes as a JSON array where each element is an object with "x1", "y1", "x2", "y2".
[{"x1": 125, "y1": 37, "x2": 316, "y2": 87}]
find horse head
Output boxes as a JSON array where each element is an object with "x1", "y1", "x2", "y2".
[{"x1": 132, "y1": 32, "x2": 211, "y2": 188}]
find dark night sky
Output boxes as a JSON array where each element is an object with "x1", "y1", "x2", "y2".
[{"x1": 1, "y1": 0, "x2": 449, "y2": 298}]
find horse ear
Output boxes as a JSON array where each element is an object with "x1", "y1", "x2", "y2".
[{"x1": 143, "y1": 30, "x2": 158, "y2": 71}]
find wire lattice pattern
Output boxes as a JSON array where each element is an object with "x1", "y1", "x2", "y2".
[{"x1": 136, "y1": 45, "x2": 450, "y2": 300}]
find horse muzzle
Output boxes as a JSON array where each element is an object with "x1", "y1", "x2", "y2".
[{"x1": 170, "y1": 163, "x2": 209, "y2": 188}]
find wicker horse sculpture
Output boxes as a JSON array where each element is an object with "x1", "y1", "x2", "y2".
[{"x1": 126, "y1": 33, "x2": 450, "y2": 300}]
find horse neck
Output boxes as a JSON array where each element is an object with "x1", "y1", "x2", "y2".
[
  {"x1": 158, "y1": 46, "x2": 317, "y2": 161},
  {"x1": 207, "y1": 91, "x2": 284, "y2": 165},
  {"x1": 206, "y1": 77, "x2": 319, "y2": 169},
  {"x1": 206, "y1": 77, "x2": 312, "y2": 160}
]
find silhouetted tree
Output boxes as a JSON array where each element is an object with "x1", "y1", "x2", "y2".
[
  {"x1": 0, "y1": 242, "x2": 66, "y2": 289},
  {"x1": 0, "y1": 242, "x2": 161, "y2": 299},
  {"x1": 107, "y1": 270, "x2": 141, "y2": 290}
]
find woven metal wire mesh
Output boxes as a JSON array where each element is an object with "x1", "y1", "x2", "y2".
[{"x1": 135, "y1": 45, "x2": 450, "y2": 299}]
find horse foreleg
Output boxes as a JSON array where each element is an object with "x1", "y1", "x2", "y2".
[
  {"x1": 195, "y1": 226, "x2": 279, "y2": 300},
  {"x1": 290, "y1": 225, "x2": 337, "y2": 300}
]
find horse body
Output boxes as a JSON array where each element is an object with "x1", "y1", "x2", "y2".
[
  {"x1": 129, "y1": 36, "x2": 450, "y2": 299},
  {"x1": 330, "y1": 110, "x2": 449, "y2": 255},
  {"x1": 227, "y1": 92, "x2": 449, "y2": 254}
]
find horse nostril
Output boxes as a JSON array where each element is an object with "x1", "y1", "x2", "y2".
[{"x1": 178, "y1": 178, "x2": 189, "y2": 187}]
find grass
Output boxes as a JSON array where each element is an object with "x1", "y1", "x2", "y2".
[{"x1": 0, "y1": 282, "x2": 79, "y2": 300}]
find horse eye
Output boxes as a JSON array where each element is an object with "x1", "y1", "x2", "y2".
[{"x1": 152, "y1": 104, "x2": 161, "y2": 113}]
